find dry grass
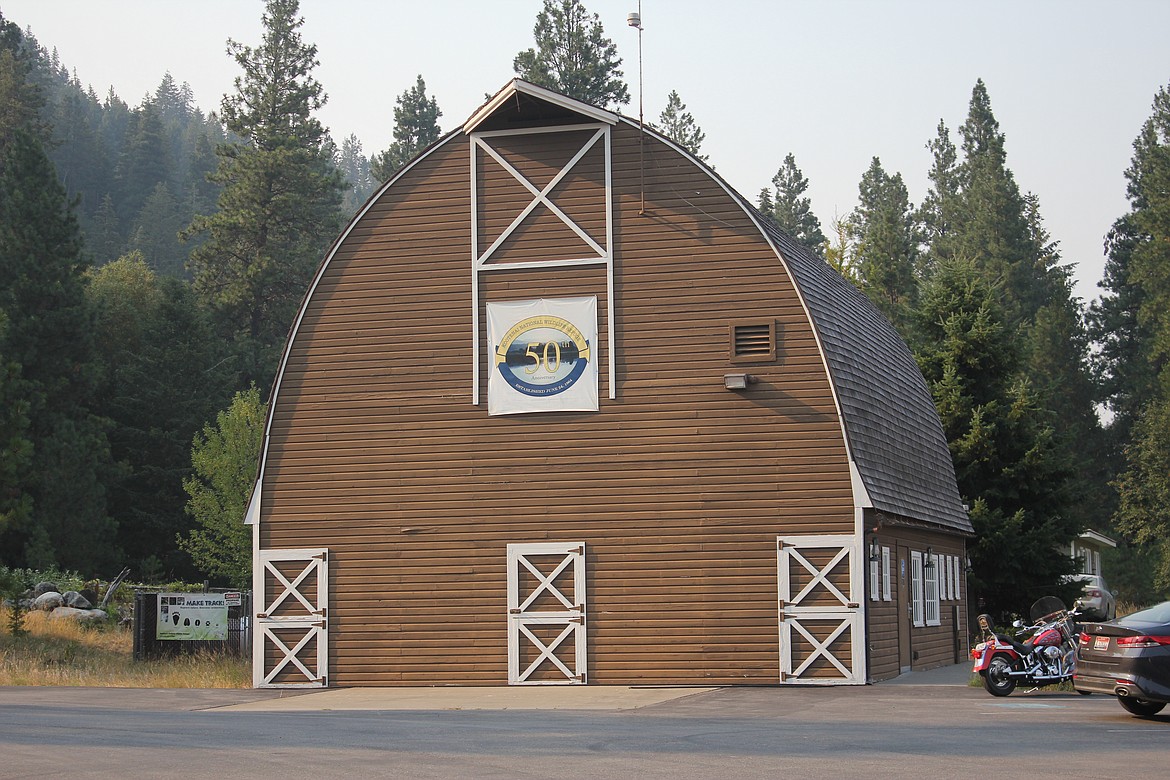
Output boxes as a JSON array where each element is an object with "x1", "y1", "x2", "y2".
[{"x1": 0, "y1": 607, "x2": 250, "y2": 688}]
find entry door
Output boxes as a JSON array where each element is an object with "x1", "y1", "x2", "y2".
[
  {"x1": 507, "y1": 542, "x2": 587, "y2": 685},
  {"x1": 897, "y1": 544, "x2": 912, "y2": 672},
  {"x1": 777, "y1": 535, "x2": 864, "y2": 685},
  {"x1": 254, "y1": 548, "x2": 328, "y2": 688}
]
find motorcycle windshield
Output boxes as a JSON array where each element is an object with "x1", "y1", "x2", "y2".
[{"x1": 1029, "y1": 596, "x2": 1067, "y2": 622}]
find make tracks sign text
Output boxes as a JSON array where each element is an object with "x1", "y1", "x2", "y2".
[{"x1": 156, "y1": 593, "x2": 228, "y2": 641}]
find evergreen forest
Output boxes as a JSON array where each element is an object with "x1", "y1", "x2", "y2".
[{"x1": 1, "y1": 0, "x2": 1168, "y2": 619}]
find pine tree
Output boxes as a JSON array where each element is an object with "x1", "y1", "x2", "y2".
[
  {"x1": 757, "y1": 152, "x2": 827, "y2": 252},
  {"x1": 371, "y1": 75, "x2": 442, "y2": 181},
  {"x1": 955, "y1": 86, "x2": 1100, "y2": 542},
  {"x1": 847, "y1": 157, "x2": 919, "y2": 329},
  {"x1": 514, "y1": 0, "x2": 630, "y2": 108},
  {"x1": 129, "y1": 182, "x2": 187, "y2": 276},
  {"x1": 0, "y1": 16, "x2": 46, "y2": 150},
  {"x1": 1089, "y1": 215, "x2": 1158, "y2": 437},
  {"x1": 656, "y1": 90, "x2": 707, "y2": 162},
  {"x1": 914, "y1": 82, "x2": 1099, "y2": 612},
  {"x1": 113, "y1": 101, "x2": 170, "y2": 232},
  {"x1": 947, "y1": 80, "x2": 1046, "y2": 328},
  {"x1": 337, "y1": 133, "x2": 374, "y2": 213},
  {"x1": 1114, "y1": 399, "x2": 1170, "y2": 591},
  {"x1": 87, "y1": 254, "x2": 232, "y2": 580},
  {"x1": 918, "y1": 120, "x2": 961, "y2": 277},
  {"x1": 0, "y1": 311, "x2": 32, "y2": 539},
  {"x1": 182, "y1": 128, "x2": 222, "y2": 226},
  {"x1": 88, "y1": 193, "x2": 124, "y2": 264},
  {"x1": 153, "y1": 72, "x2": 192, "y2": 126},
  {"x1": 2, "y1": 16, "x2": 120, "y2": 571},
  {"x1": 1103, "y1": 80, "x2": 1170, "y2": 593},
  {"x1": 184, "y1": 0, "x2": 344, "y2": 388},
  {"x1": 0, "y1": 128, "x2": 120, "y2": 571},
  {"x1": 914, "y1": 258, "x2": 1079, "y2": 618}
]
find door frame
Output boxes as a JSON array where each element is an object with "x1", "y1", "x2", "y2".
[
  {"x1": 777, "y1": 534, "x2": 865, "y2": 685},
  {"x1": 897, "y1": 543, "x2": 912, "y2": 672},
  {"x1": 253, "y1": 547, "x2": 329, "y2": 688},
  {"x1": 506, "y1": 542, "x2": 587, "y2": 685}
]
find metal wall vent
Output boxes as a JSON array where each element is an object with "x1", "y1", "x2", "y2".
[{"x1": 731, "y1": 321, "x2": 776, "y2": 363}]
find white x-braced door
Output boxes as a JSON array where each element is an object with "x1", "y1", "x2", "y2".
[
  {"x1": 507, "y1": 542, "x2": 587, "y2": 685},
  {"x1": 777, "y1": 535, "x2": 865, "y2": 685},
  {"x1": 254, "y1": 548, "x2": 328, "y2": 688}
]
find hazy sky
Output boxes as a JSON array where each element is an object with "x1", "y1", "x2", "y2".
[{"x1": 5, "y1": 0, "x2": 1169, "y2": 305}]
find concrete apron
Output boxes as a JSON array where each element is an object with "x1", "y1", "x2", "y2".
[{"x1": 214, "y1": 686, "x2": 720, "y2": 712}]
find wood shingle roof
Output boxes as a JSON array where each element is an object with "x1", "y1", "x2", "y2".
[{"x1": 756, "y1": 221, "x2": 972, "y2": 534}]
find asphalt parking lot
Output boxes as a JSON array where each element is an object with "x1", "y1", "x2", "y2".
[{"x1": 1, "y1": 664, "x2": 1165, "y2": 779}]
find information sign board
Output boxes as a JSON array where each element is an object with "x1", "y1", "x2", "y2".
[{"x1": 156, "y1": 593, "x2": 228, "y2": 640}]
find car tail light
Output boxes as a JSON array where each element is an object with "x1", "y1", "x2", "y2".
[
  {"x1": 1086, "y1": 589, "x2": 1102, "y2": 598},
  {"x1": 1078, "y1": 632, "x2": 1091, "y2": 646},
  {"x1": 1115, "y1": 635, "x2": 1170, "y2": 648}
]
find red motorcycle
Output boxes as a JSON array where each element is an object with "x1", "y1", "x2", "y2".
[{"x1": 972, "y1": 596, "x2": 1083, "y2": 697}]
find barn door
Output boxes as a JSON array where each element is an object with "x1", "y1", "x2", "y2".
[
  {"x1": 777, "y1": 535, "x2": 864, "y2": 685},
  {"x1": 254, "y1": 548, "x2": 328, "y2": 688},
  {"x1": 507, "y1": 542, "x2": 587, "y2": 685}
]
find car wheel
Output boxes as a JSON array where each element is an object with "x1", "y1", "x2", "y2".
[
  {"x1": 982, "y1": 656, "x2": 1017, "y2": 697},
  {"x1": 1118, "y1": 697, "x2": 1166, "y2": 717}
]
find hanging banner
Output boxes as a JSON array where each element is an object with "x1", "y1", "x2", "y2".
[{"x1": 487, "y1": 297, "x2": 598, "y2": 416}]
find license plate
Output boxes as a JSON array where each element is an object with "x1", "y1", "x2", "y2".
[{"x1": 1094, "y1": 636, "x2": 1110, "y2": 651}]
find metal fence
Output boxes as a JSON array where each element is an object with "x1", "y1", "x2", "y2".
[{"x1": 132, "y1": 589, "x2": 252, "y2": 661}]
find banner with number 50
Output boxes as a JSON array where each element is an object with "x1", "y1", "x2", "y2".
[{"x1": 487, "y1": 296, "x2": 598, "y2": 416}]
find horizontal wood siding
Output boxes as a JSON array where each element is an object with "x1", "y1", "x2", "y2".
[
  {"x1": 866, "y1": 523, "x2": 968, "y2": 680},
  {"x1": 261, "y1": 124, "x2": 857, "y2": 685}
]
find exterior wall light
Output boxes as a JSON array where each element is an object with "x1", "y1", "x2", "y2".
[
  {"x1": 724, "y1": 373, "x2": 758, "y2": 391},
  {"x1": 924, "y1": 547, "x2": 936, "y2": 568}
]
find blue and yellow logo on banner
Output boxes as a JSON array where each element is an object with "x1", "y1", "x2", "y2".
[
  {"x1": 486, "y1": 297, "x2": 599, "y2": 415},
  {"x1": 494, "y1": 315, "x2": 591, "y2": 397}
]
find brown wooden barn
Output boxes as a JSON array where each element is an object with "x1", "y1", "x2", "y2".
[{"x1": 246, "y1": 80, "x2": 972, "y2": 688}]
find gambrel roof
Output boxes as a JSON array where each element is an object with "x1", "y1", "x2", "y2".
[
  {"x1": 253, "y1": 79, "x2": 970, "y2": 536},
  {"x1": 464, "y1": 77, "x2": 971, "y2": 534}
]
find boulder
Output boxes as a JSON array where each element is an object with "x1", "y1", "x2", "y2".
[
  {"x1": 33, "y1": 591, "x2": 64, "y2": 611},
  {"x1": 33, "y1": 581, "x2": 60, "y2": 597},
  {"x1": 62, "y1": 590, "x2": 93, "y2": 609},
  {"x1": 49, "y1": 606, "x2": 108, "y2": 623}
]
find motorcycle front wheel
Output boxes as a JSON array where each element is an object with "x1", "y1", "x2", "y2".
[{"x1": 982, "y1": 656, "x2": 1017, "y2": 697}]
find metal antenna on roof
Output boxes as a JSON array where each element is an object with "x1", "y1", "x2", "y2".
[{"x1": 627, "y1": 2, "x2": 644, "y2": 215}]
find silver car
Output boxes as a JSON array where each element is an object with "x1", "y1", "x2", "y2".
[{"x1": 1072, "y1": 574, "x2": 1116, "y2": 621}]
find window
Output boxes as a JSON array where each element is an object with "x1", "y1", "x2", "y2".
[
  {"x1": 870, "y1": 554, "x2": 879, "y2": 601},
  {"x1": 952, "y1": 556, "x2": 962, "y2": 601},
  {"x1": 730, "y1": 320, "x2": 776, "y2": 363},
  {"x1": 911, "y1": 551, "x2": 924, "y2": 627},
  {"x1": 925, "y1": 554, "x2": 941, "y2": 626},
  {"x1": 881, "y1": 547, "x2": 891, "y2": 601},
  {"x1": 943, "y1": 556, "x2": 952, "y2": 601}
]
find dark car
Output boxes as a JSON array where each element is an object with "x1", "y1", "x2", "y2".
[{"x1": 1075, "y1": 600, "x2": 1170, "y2": 717}]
